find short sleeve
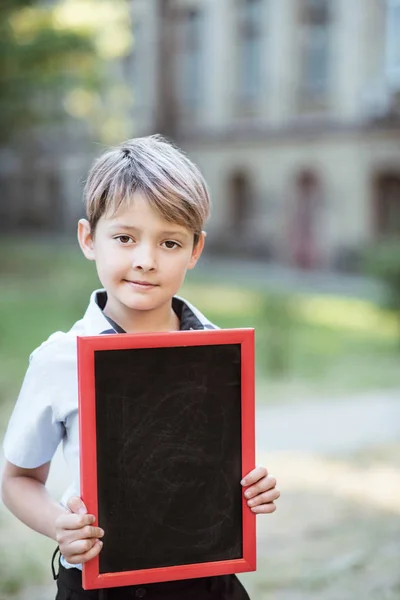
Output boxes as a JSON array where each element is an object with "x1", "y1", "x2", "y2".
[{"x1": 3, "y1": 333, "x2": 78, "y2": 469}]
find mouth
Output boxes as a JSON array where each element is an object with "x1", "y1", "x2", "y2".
[{"x1": 124, "y1": 280, "x2": 158, "y2": 288}]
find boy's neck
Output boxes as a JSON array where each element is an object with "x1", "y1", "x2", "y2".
[{"x1": 103, "y1": 301, "x2": 180, "y2": 334}]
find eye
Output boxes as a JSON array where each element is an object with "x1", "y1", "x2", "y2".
[
  {"x1": 115, "y1": 235, "x2": 133, "y2": 245},
  {"x1": 162, "y1": 240, "x2": 180, "y2": 249}
]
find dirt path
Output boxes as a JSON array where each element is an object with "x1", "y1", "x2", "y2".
[{"x1": 246, "y1": 389, "x2": 400, "y2": 599}]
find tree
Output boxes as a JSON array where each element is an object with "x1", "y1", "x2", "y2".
[
  {"x1": 0, "y1": 0, "x2": 101, "y2": 144},
  {"x1": 0, "y1": 0, "x2": 135, "y2": 146}
]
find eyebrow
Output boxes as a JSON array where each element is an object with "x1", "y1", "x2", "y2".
[{"x1": 109, "y1": 224, "x2": 190, "y2": 238}]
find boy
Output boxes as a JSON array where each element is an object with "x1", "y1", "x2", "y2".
[{"x1": 1, "y1": 135, "x2": 280, "y2": 600}]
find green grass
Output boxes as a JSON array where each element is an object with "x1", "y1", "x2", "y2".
[{"x1": 0, "y1": 239, "x2": 399, "y2": 419}]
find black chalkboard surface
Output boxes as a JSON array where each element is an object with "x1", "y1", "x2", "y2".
[{"x1": 78, "y1": 329, "x2": 255, "y2": 590}]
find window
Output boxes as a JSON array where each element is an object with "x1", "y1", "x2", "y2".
[
  {"x1": 375, "y1": 174, "x2": 400, "y2": 237},
  {"x1": 237, "y1": 0, "x2": 265, "y2": 105},
  {"x1": 298, "y1": 0, "x2": 332, "y2": 108},
  {"x1": 291, "y1": 171, "x2": 322, "y2": 269},
  {"x1": 176, "y1": 8, "x2": 204, "y2": 110},
  {"x1": 229, "y1": 171, "x2": 253, "y2": 234},
  {"x1": 386, "y1": 0, "x2": 400, "y2": 86}
]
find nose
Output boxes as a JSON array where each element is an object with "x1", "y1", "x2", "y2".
[{"x1": 131, "y1": 243, "x2": 156, "y2": 272}]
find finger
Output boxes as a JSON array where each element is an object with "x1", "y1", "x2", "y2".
[
  {"x1": 58, "y1": 524, "x2": 104, "y2": 546},
  {"x1": 244, "y1": 475, "x2": 277, "y2": 500},
  {"x1": 241, "y1": 466, "x2": 268, "y2": 487},
  {"x1": 250, "y1": 502, "x2": 277, "y2": 514},
  {"x1": 57, "y1": 512, "x2": 96, "y2": 532},
  {"x1": 67, "y1": 496, "x2": 88, "y2": 516},
  {"x1": 65, "y1": 537, "x2": 98, "y2": 557},
  {"x1": 247, "y1": 488, "x2": 280, "y2": 508},
  {"x1": 65, "y1": 539, "x2": 103, "y2": 565}
]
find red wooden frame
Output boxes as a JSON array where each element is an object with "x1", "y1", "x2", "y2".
[{"x1": 78, "y1": 328, "x2": 256, "y2": 590}]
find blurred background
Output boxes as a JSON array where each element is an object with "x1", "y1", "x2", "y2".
[{"x1": 1, "y1": 0, "x2": 400, "y2": 598}]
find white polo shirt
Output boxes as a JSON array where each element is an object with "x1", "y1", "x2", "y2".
[{"x1": 3, "y1": 289, "x2": 216, "y2": 511}]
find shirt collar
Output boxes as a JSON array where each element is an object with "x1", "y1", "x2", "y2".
[{"x1": 82, "y1": 289, "x2": 208, "y2": 335}]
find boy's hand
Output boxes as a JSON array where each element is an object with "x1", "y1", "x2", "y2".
[
  {"x1": 55, "y1": 496, "x2": 104, "y2": 564},
  {"x1": 241, "y1": 466, "x2": 280, "y2": 514}
]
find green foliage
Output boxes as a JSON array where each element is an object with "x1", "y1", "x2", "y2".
[{"x1": 0, "y1": 0, "x2": 98, "y2": 142}]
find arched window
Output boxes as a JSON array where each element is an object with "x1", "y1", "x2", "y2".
[
  {"x1": 374, "y1": 173, "x2": 400, "y2": 237},
  {"x1": 228, "y1": 171, "x2": 253, "y2": 235},
  {"x1": 291, "y1": 170, "x2": 322, "y2": 269}
]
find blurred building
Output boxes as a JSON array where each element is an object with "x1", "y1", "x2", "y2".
[
  {"x1": 0, "y1": 106, "x2": 93, "y2": 234},
  {"x1": 132, "y1": 0, "x2": 400, "y2": 270}
]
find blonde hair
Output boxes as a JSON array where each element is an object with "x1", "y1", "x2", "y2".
[{"x1": 84, "y1": 135, "x2": 210, "y2": 245}]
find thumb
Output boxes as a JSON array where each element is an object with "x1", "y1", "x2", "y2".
[{"x1": 67, "y1": 495, "x2": 88, "y2": 515}]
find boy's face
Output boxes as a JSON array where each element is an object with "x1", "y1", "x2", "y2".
[{"x1": 78, "y1": 194, "x2": 205, "y2": 323}]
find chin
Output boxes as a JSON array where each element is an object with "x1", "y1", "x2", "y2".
[
  {"x1": 124, "y1": 300, "x2": 156, "y2": 312},
  {"x1": 122, "y1": 297, "x2": 161, "y2": 312}
]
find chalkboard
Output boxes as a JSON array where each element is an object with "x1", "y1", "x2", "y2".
[{"x1": 78, "y1": 329, "x2": 255, "y2": 590}]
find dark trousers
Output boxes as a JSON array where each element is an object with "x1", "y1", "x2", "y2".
[{"x1": 55, "y1": 563, "x2": 251, "y2": 600}]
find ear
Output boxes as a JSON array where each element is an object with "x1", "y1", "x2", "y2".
[
  {"x1": 77, "y1": 219, "x2": 96, "y2": 261},
  {"x1": 188, "y1": 231, "x2": 206, "y2": 270}
]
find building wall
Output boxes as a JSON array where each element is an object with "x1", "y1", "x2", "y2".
[
  {"x1": 130, "y1": 0, "x2": 400, "y2": 269},
  {"x1": 133, "y1": 0, "x2": 393, "y2": 129},
  {"x1": 188, "y1": 130, "x2": 400, "y2": 262}
]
